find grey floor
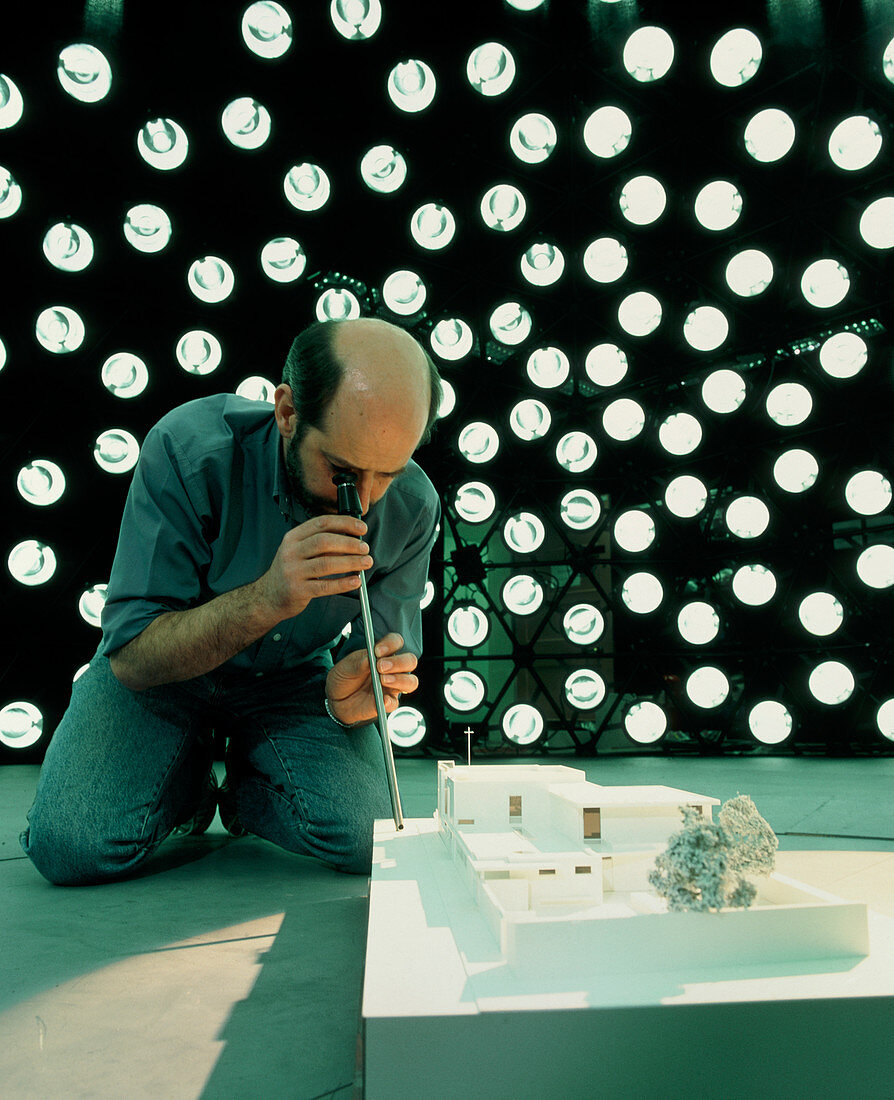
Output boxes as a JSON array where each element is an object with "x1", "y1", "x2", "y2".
[{"x1": 2, "y1": 753, "x2": 894, "y2": 1099}]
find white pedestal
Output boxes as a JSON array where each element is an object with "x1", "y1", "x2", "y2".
[{"x1": 362, "y1": 818, "x2": 894, "y2": 1098}]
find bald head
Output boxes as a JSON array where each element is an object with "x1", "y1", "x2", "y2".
[{"x1": 331, "y1": 318, "x2": 432, "y2": 444}]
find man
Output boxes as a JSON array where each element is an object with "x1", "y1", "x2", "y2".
[{"x1": 22, "y1": 317, "x2": 442, "y2": 885}]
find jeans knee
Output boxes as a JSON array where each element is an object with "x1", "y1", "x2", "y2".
[{"x1": 22, "y1": 818, "x2": 152, "y2": 887}]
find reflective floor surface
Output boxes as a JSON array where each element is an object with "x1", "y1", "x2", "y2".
[{"x1": 2, "y1": 754, "x2": 893, "y2": 1099}]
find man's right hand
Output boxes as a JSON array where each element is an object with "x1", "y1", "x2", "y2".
[{"x1": 257, "y1": 514, "x2": 372, "y2": 620}]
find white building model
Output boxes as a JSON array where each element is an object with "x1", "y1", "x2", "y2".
[{"x1": 434, "y1": 760, "x2": 868, "y2": 973}]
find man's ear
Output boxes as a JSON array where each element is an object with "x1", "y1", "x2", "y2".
[{"x1": 274, "y1": 383, "x2": 297, "y2": 438}]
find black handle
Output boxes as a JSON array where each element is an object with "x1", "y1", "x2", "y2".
[{"x1": 333, "y1": 472, "x2": 362, "y2": 519}]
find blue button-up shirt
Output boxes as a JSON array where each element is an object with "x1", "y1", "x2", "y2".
[{"x1": 100, "y1": 394, "x2": 440, "y2": 676}]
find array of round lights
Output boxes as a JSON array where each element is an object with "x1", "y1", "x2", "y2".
[{"x1": 1, "y1": 9, "x2": 892, "y2": 761}]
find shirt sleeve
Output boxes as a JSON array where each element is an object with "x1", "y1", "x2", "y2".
[
  {"x1": 339, "y1": 479, "x2": 440, "y2": 660},
  {"x1": 100, "y1": 418, "x2": 216, "y2": 657}
]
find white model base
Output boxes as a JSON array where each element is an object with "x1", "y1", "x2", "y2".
[{"x1": 362, "y1": 817, "x2": 894, "y2": 1098}]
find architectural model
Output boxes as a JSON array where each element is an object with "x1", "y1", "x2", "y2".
[
  {"x1": 434, "y1": 761, "x2": 868, "y2": 971},
  {"x1": 363, "y1": 762, "x2": 891, "y2": 1097}
]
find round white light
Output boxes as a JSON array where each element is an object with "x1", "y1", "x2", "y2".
[
  {"x1": 560, "y1": 489, "x2": 601, "y2": 531},
  {"x1": 387, "y1": 60, "x2": 437, "y2": 112},
  {"x1": 683, "y1": 305, "x2": 729, "y2": 351},
  {"x1": 766, "y1": 382, "x2": 812, "y2": 427},
  {"x1": 431, "y1": 318, "x2": 474, "y2": 361},
  {"x1": 0, "y1": 167, "x2": 23, "y2": 218},
  {"x1": 467, "y1": 42, "x2": 516, "y2": 97},
  {"x1": 43, "y1": 222, "x2": 93, "y2": 272},
  {"x1": 16, "y1": 460, "x2": 66, "y2": 506},
  {"x1": 710, "y1": 28, "x2": 762, "y2": 87},
  {"x1": 260, "y1": 237, "x2": 306, "y2": 283},
  {"x1": 664, "y1": 475, "x2": 708, "y2": 519},
  {"x1": 35, "y1": 307, "x2": 85, "y2": 354},
  {"x1": 101, "y1": 352, "x2": 149, "y2": 399},
  {"x1": 725, "y1": 496, "x2": 770, "y2": 539},
  {"x1": 563, "y1": 604, "x2": 605, "y2": 645},
  {"x1": 877, "y1": 699, "x2": 894, "y2": 742},
  {"x1": 382, "y1": 270, "x2": 426, "y2": 315},
  {"x1": 744, "y1": 108, "x2": 796, "y2": 162},
  {"x1": 856, "y1": 545, "x2": 894, "y2": 589},
  {"x1": 623, "y1": 26, "x2": 675, "y2": 82},
  {"x1": 502, "y1": 704, "x2": 544, "y2": 746},
  {"x1": 565, "y1": 669, "x2": 607, "y2": 710},
  {"x1": 221, "y1": 97, "x2": 271, "y2": 150},
  {"x1": 0, "y1": 701, "x2": 44, "y2": 749},
  {"x1": 444, "y1": 670, "x2": 486, "y2": 712},
  {"x1": 818, "y1": 332, "x2": 867, "y2": 379},
  {"x1": 686, "y1": 666, "x2": 730, "y2": 709},
  {"x1": 556, "y1": 431, "x2": 597, "y2": 473},
  {"x1": 732, "y1": 564, "x2": 777, "y2": 606},
  {"x1": 447, "y1": 605, "x2": 490, "y2": 648},
  {"x1": 844, "y1": 470, "x2": 892, "y2": 516},
  {"x1": 773, "y1": 449, "x2": 819, "y2": 493},
  {"x1": 284, "y1": 163, "x2": 331, "y2": 212},
  {"x1": 411, "y1": 203, "x2": 456, "y2": 250},
  {"x1": 521, "y1": 243, "x2": 565, "y2": 286},
  {"x1": 502, "y1": 575, "x2": 544, "y2": 615},
  {"x1": 619, "y1": 175, "x2": 667, "y2": 225},
  {"x1": 621, "y1": 572, "x2": 663, "y2": 614},
  {"x1": 137, "y1": 118, "x2": 188, "y2": 170},
  {"x1": 316, "y1": 288, "x2": 360, "y2": 321},
  {"x1": 748, "y1": 701, "x2": 793, "y2": 745},
  {"x1": 503, "y1": 512, "x2": 546, "y2": 554},
  {"x1": 458, "y1": 422, "x2": 499, "y2": 464},
  {"x1": 527, "y1": 346, "x2": 570, "y2": 389},
  {"x1": 454, "y1": 481, "x2": 496, "y2": 523},
  {"x1": 859, "y1": 196, "x2": 894, "y2": 249},
  {"x1": 188, "y1": 256, "x2": 235, "y2": 304},
  {"x1": 509, "y1": 399, "x2": 551, "y2": 442},
  {"x1": 694, "y1": 180, "x2": 742, "y2": 231},
  {"x1": 583, "y1": 237, "x2": 628, "y2": 283},
  {"x1": 828, "y1": 115, "x2": 883, "y2": 171},
  {"x1": 481, "y1": 184, "x2": 526, "y2": 231},
  {"x1": 725, "y1": 249, "x2": 773, "y2": 297},
  {"x1": 94, "y1": 430, "x2": 140, "y2": 474},
  {"x1": 808, "y1": 661, "x2": 855, "y2": 705},
  {"x1": 489, "y1": 302, "x2": 532, "y2": 345},
  {"x1": 7, "y1": 541, "x2": 56, "y2": 586},
  {"x1": 583, "y1": 106, "x2": 632, "y2": 159},
  {"x1": 614, "y1": 510, "x2": 656, "y2": 553},
  {"x1": 177, "y1": 330, "x2": 222, "y2": 375},
  {"x1": 331, "y1": 0, "x2": 381, "y2": 40},
  {"x1": 624, "y1": 701, "x2": 668, "y2": 744},
  {"x1": 57, "y1": 43, "x2": 112, "y2": 102},
  {"x1": 124, "y1": 204, "x2": 172, "y2": 253},
  {"x1": 585, "y1": 343, "x2": 628, "y2": 387},
  {"x1": 702, "y1": 369, "x2": 746, "y2": 413},
  {"x1": 800, "y1": 259, "x2": 850, "y2": 308},
  {"x1": 0, "y1": 73, "x2": 23, "y2": 128},
  {"x1": 242, "y1": 2, "x2": 293, "y2": 58},
  {"x1": 618, "y1": 291, "x2": 662, "y2": 337},
  {"x1": 677, "y1": 601, "x2": 721, "y2": 645},
  {"x1": 658, "y1": 412, "x2": 702, "y2": 456},
  {"x1": 798, "y1": 592, "x2": 844, "y2": 637},
  {"x1": 388, "y1": 705, "x2": 426, "y2": 749},
  {"x1": 360, "y1": 145, "x2": 407, "y2": 194},
  {"x1": 510, "y1": 113, "x2": 557, "y2": 163},
  {"x1": 603, "y1": 398, "x2": 645, "y2": 441}
]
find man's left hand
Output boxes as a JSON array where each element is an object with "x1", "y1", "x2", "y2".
[{"x1": 326, "y1": 632, "x2": 418, "y2": 727}]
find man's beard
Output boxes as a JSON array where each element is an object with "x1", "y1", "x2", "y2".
[{"x1": 284, "y1": 433, "x2": 335, "y2": 518}]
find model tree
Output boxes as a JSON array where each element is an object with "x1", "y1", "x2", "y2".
[{"x1": 648, "y1": 796, "x2": 778, "y2": 913}]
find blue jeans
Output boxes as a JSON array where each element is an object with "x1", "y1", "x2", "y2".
[{"x1": 20, "y1": 653, "x2": 390, "y2": 885}]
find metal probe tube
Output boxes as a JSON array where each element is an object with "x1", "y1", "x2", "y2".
[{"x1": 333, "y1": 474, "x2": 404, "y2": 830}]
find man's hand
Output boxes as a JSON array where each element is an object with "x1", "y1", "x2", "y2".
[
  {"x1": 256, "y1": 514, "x2": 372, "y2": 620},
  {"x1": 325, "y1": 632, "x2": 419, "y2": 727}
]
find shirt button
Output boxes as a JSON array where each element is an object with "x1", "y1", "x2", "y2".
[{"x1": 272, "y1": 633, "x2": 282, "y2": 642}]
